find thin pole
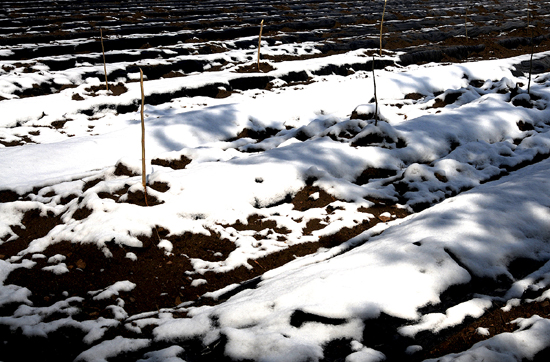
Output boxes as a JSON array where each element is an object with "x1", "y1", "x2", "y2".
[
  {"x1": 528, "y1": 43, "x2": 534, "y2": 95},
  {"x1": 527, "y1": 7, "x2": 534, "y2": 95},
  {"x1": 372, "y1": 55, "x2": 379, "y2": 126},
  {"x1": 380, "y1": 0, "x2": 387, "y2": 56},
  {"x1": 465, "y1": 8, "x2": 468, "y2": 42},
  {"x1": 140, "y1": 68, "x2": 148, "y2": 204},
  {"x1": 257, "y1": 19, "x2": 264, "y2": 71},
  {"x1": 100, "y1": 28, "x2": 109, "y2": 91},
  {"x1": 527, "y1": 0, "x2": 530, "y2": 27}
]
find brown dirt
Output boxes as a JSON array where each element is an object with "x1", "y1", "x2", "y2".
[
  {"x1": 151, "y1": 155, "x2": 191, "y2": 170},
  {"x1": 0, "y1": 208, "x2": 61, "y2": 256},
  {"x1": 349, "y1": 126, "x2": 406, "y2": 149},
  {"x1": 5, "y1": 239, "x2": 193, "y2": 317},
  {"x1": 355, "y1": 168, "x2": 398, "y2": 185},
  {"x1": 1, "y1": 183, "x2": 410, "y2": 319},
  {"x1": 161, "y1": 71, "x2": 186, "y2": 79},
  {"x1": 229, "y1": 214, "x2": 291, "y2": 235},
  {"x1": 420, "y1": 298, "x2": 550, "y2": 360},
  {"x1": 291, "y1": 185, "x2": 337, "y2": 211},
  {"x1": 84, "y1": 82, "x2": 128, "y2": 97},
  {"x1": 0, "y1": 190, "x2": 20, "y2": 203},
  {"x1": 51, "y1": 120, "x2": 68, "y2": 129},
  {"x1": 113, "y1": 161, "x2": 140, "y2": 176},
  {"x1": 0, "y1": 135, "x2": 35, "y2": 147},
  {"x1": 405, "y1": 92, "x2": 425, "y2": 101},
  {"x1": 235, "y1": 62, "x2": 276, "y2": 73},
  {"x1": 214, "y1": 88, "x2": 235, "y2": 98},
  {"x1": 431, "y1": 91, "x2": 463, "y2": 109},
  {"x1": 149, "y1": 181, "x2": 170, "y2": 193},
  {"x1": 233, "y1": 127, "x2": 281, "y2": 141},
  {"x1": 123, "y1": 188, "x2": 164, "y2": 207}
]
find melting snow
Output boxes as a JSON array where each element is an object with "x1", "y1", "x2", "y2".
[{"x1": 1, "y1": 44, "x2": 550, "y2": 361}]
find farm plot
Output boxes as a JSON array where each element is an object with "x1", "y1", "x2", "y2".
[{"x1": 1, "y1": 1, "x2": 550, "y2": 361}]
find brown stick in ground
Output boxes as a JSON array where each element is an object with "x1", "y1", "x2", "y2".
[
  {"x1": 258, "y1": 19, "x2": 264, "y2": 72},
  {"x1": 372, "y1": 55, "x2": 379, "y2": 126},
  {"x1": 140, "y1": 68, "x2": 148, "y2": 204},
  {"x1": 380, "y1": 0, "x2": 387, "y2": 56},
  {"x1": 527, "y1": 2, "x2": 534, "y2": 95},
  {"x1": 100, "y1": 28, "x2": 109, "y2": 91},
  {"x1": 465, "y1": 7, "x2": 468, "y2": 42}
]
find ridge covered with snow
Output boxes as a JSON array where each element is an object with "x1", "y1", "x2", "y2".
[{"x1": 1, "y1": 36, "x2": 550, "y2": 360}]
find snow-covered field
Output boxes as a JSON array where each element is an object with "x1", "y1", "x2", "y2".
[
  {"x1": 2, "y1": 49, "x2": 550, "y2": 361},
  {"x1": 2, "y1": 1, "x2": 550, "y2": 361}
]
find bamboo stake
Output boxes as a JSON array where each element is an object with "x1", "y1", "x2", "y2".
[
  {"x1": 100, "y1": 28, "x2": 109, "y2": 91},
  {"x1": 527, "y1": 7, "x2": 534, "y2": 95},
  {"x1": 528, "y1": 43, "x2": 534, "y2": 95},
  {"x1": 379, "y1": 0, "x2": 387, "y2": 56},
  {"x1": 465, "y1": 7, "x2": 468, "y2": 42},
  {"x1": 527, "y1": 0, "x2": 530, "y2": 27},
  {"x1": 527, "y1": 0, "x2": 535, "y2": 95},
  {"x1": 372, "y1": 55, "x2": 379, "y2": 126},
  {"x1": 257, "y1": 19, "x2": 264, "y2": 72},
  {"x1": 140, "y1": 68, "x2": 148, "y2": 204},
  {"x1": 138, "y1": 73, "x2": 160, "y2": 246}
]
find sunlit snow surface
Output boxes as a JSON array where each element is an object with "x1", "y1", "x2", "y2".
[
  {"x1": 150, "y1": 156, "x2": 550, "y2": 362},
  {"x1": 1, "y1": 49, "x2": 550, "y2": 361}
]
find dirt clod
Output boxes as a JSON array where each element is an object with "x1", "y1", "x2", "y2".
[{"x1": 151, "y1": 155, "x2": 191, "y2": 170}]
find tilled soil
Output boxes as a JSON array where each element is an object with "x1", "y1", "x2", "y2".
[
  {"x1": 1, "y1": 0, "x2": 549, "y2": 101},
  {"x1": 2, "y1": 1, "x2": 550, "y2": 361}
]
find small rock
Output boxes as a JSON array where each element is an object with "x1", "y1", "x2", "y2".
[
  {"x1": 175, "y1": 296, "x2": 182, "y2": 306},
  {"x1": 76, "y1": 259, "x2": 86, "y2": 269}
]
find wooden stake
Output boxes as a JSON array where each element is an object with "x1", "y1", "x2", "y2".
[
  {"x1": 372, "y1": 55, "x2": 379, "y2": 126},
  {"x1": 100, "y1": 28, "x2": 109, "y2": 91},
  {"x1": 528, "y1": 9, "x2": 534, "y2": 95},
  {"x1": 527, "y1": 22, "x2": 535, "y2": 95},
  {"x1": 257, "y1": 19, "x2": 264, "y2": 71},
  {"x1": 380, "y1": 0, "x2": 387, "y2": 56},
  {"x1": 527, "y1": 0, "x2": 530, "y2": 27},
  {"x1": 140, "y1": 68, "x2": 148, "y2": 204},
  {"x1": 528, "y1": 44, "x2": 534, "y2": 95},
  {"x1": 465, "y1": 8, "x2": 468, "y2": 42}
]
